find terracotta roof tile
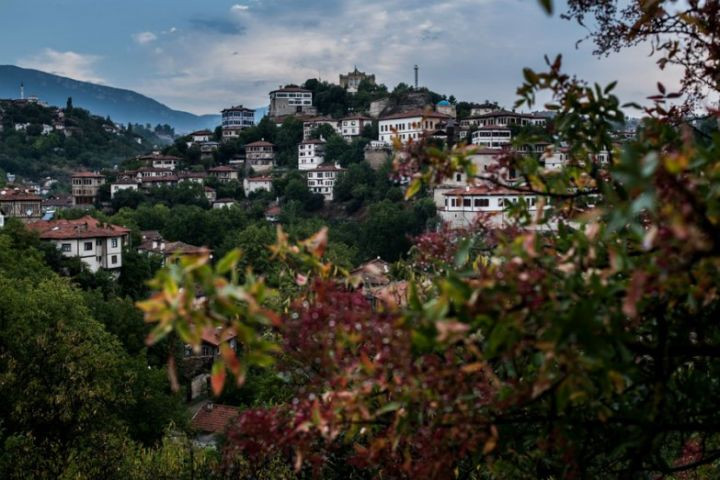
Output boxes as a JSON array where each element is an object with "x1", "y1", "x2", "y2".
[{"x1": 191, "y1": 404, "x2": 239, "y2": 434}]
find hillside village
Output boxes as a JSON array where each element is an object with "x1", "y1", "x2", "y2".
[
  {"x1": 1, "y1": 66, "x2": 635, "y2": 270},
  {"x1": 0, "y1": 66, "x2": 639, "y2": 432}
]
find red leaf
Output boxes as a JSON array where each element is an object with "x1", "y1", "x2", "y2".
[{"x1": 211, "y1": 360, "x2": 226, "y2": 396}]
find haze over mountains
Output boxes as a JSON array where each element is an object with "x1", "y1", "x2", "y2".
[{"x1": 0, "y1": 65, "x2": 266, "y2": 133}]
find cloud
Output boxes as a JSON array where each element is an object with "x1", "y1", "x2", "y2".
[
  {"x1": 132, "y1": 31, "x2": 158, "y2": 44},
  {"x1": 18, "y1": 48, "x2": 105, "y2": 83},
  {"x1": 125, "y1": 0, "x2": 672, "y2": 115}
]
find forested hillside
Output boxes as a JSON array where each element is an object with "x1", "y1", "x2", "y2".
[{"x1": 0, "y1": 99, "x2": 165, "y2": 181}]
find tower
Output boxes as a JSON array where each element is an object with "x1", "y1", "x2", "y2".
[
  {"x1": 20, "y1": 82, "x2": 24, "y2": 100},
  {"x1": 414, "y1": 65, "x2": 418, "y2": 89}
]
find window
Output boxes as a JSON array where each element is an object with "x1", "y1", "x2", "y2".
[
  {"x1": 61, "y1": 243, "x2": 71, "y2": 252},
  {"x1": 96, "y1": 239, "x2": 101, "y2": 246},
  {"x1": 111, "y1": 255, "x2": 118, "y2": 264},
  {"x1": 455, "y1": 173, "x2": 462, "y2": 182},
  {"x1": 463, "y1": 198, "x2": 471, "y2": 207},
  {"x1": 84, "y1": 241, "x2": 93, "y2": 251},
  {"x1": 475, "y1": 198, "x2": 489, "y2": 207}
]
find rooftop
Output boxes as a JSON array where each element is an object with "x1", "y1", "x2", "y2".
[
  {"x1": 380, "y1": 108, "x2": 452, "y2": 121},
  {"x1": 71, "y1": 171, "x2": 104, "y2": 178},
  {"x1": 28, "y1": 215, "x2": 130, "y2": 240},
  {"x1": 245, "y1": 140, "x2": 275, "y2": 148},
  {"x1": 191, "y1": 403, "x2": 239, "y2": 434}
]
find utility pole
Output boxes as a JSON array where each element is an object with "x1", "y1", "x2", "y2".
[{"x1": 414, "y1": 65, "x2": 419, "y2": 89}]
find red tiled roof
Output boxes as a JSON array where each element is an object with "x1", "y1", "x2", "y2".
[
  {"x1": 303, "y1": 116, "x2": 336, "y2": 123},
  {"x1": 28, "y1": 215, "x2": 130, "y2": 240},
  {"x1": 209, "y1": 166, "x2": 237, "y2": 173},
  {"x1": 246, "y1": 176, "x2": 272, "y2": 182},
  {"x1": 342, "y1": 114, "x2": 372, "y2": 121},
  {"x1": 265, "y1": 205, "x2": 282, "y2": 216},
  {"x1": 245, "y1": 140, "x2": 275, "y2": 148},
  {"x1": 191, "y1": 404, "x2": 239, "y2": 434},
  {"x1": 71, "y1": 171, "x2": 104, "y2": 178},
  {"x1": 142, "y1": 175, "x2": 178, "y2": 182},
  {"x1": 443, "y1": 186, "x2": 534, "y2": 196},
  {"x1": 0, "y1": 189, "x2": 42, "y2": 202},
  {"x1": 300, "y1": 138, "x2": 326, "y2": 145},
  {"x1": 201, "y1": 326, "x2": 237, "y2": 347},
  {"x1": 380, "y1": 108, "x2": 452, "y2": 121},
  {"x1": 191, "y1": 130, "x2": 213, "y2": 136}
]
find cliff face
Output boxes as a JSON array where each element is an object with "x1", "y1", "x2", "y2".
[{"x1": 369, "y1": 91, "x2": 434, "y2": 118}]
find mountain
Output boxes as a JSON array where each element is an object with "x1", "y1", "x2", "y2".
[{"x1": 0, "y1": 65, "x2": 221, "y2": 133}]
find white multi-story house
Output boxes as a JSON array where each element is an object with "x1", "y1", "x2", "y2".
[
  {"x1": 0, "y1": 188, "x2": 43, "y2": 220},
  {"x1": 303, "y1": 116, "x2": 340, "y2": 140},
  {"x1": 110, "y1": 178, "x2": 140, "y2": 199},
  {"x1": 306, "y1": 163, "x2": 345, "y2": 201},
  {"x1": 244, "y1": 140, "x2": 276, "y2": 173},
  {"x1": 298, "y1": 138, "x2": 326, "y2": 171},
  {"x1": 71, "y1": 171, "x2": 105, "y2": 206},
  {"x1": 439, "y1": 186, "x2": 539, "y2": 229},
  {"x1": 190, "y1": 130, "x2": 213, "y2": 144},
  {"x1": 208, "y1": 166, "x2": 239, "y2": 183},
  {"x1": 471, "y1": 126, "x2": 513, "y2": 149},
  {"x1": 340, "y1": 114, "x2": 372, "y2": 140},
  {"x1": 462, "y1": 109, "x2": 547, "y2": 129},
  {"x1": 243, "y1": 176, "x2": 273, "y2": 196},
  {"x1": 269, "y1": 86, "x2": 316, "y2": 118},
  {"x1": 378, "y1": 109, "x2": 451, "y2": 145},
  {"x1": 28, "y1": 216, "x2": 129, "y2": 272},
  {"x1": 221, "y1": 105, "x2": 255, "y2": 140},
  {"x1": 138, "y1": 153, "x2": 181, "y2": 171}
]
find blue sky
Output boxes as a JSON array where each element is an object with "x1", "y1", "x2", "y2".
[{"x1": 0, "y1": 0, "x2": 682, "y2": 115}]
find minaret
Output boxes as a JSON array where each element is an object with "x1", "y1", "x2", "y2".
[
  {"x1": 414, "y1": 65, "x2": 418, "y2": 89},
  {"x1": 20, "y1": 82, "x2": 24, "y2": 100}
]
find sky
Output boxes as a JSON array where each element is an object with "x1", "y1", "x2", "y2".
[{"x1": 0, "y1": 0, "x2": 684, "y2": 115}]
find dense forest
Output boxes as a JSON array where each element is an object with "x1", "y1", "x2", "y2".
[{"x1": 0, "y1": 100, "x2": 168, "y2": 181}]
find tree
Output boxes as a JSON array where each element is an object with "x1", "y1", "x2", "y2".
[
  {"x1": 139, "y1": 2, "x2": 720, "y2": 478},
  {"x1": 561, "y1": 0, "x2": 720, "y2": 109},
  {"x1": 66, "y1": 96, "x2": 73, "y2": 112}
]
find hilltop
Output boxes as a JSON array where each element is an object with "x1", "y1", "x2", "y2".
[
  {"x1": 0, "y1": 99, "x2": 163, "y2": 181},
  {"x1": 0, "y1": 65, "x2": 221, "y2": 132}
]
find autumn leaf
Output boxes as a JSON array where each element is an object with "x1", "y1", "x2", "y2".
[{"x1": 211, "y1": 360, "x2": 226, "y2": 396}]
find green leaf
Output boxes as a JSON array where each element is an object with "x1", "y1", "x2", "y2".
[
  {"x1": 404, "y1": 178, "x2": 422, "y2": 200},
  {"x1": 216, "y1": 248, "x2": 242, "y2": 275},
  {"x1": 376, "y1": 402, "x2": 403, "y2": 416}
]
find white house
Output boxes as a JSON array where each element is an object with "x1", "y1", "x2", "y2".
[
  {"x1": 303, "y1": 116, "x2": 340, "y2": 140},
  {"x1": 306, "y1": 163, "x2": 345, "y2": 201},
  {"x1": 269, "y1": 86, "x2": 316, "y2": 118},
  {"x1": 110, "y1": 178, "x2": 140, "y2": 199},
  {"x1": 378, "y1": 108, "x2": 451, "y2": 145},
  {"x1": 244, "y1": 140, "x2": 276, "y2": 173},
  {"x1": 298, "y1": 138, "x2": 326, "y2": 171},
  {"x1": 190, "y1": 130, "x2": 213, "y2": 144},
  {"x1": 471, "y1": 126, "x2": 513, "y2": 149},
  {"x1": 208, "y1": 166, "x2": 239, "y2": 183},
  {"x1": 138, "y1": 153, "x2": 181, "y2": 171},
  {"x1": 213, "y1": 198, "x2": 237, "y2": 209},
  {"x1": 243, "y1": 176, "x2": 273, "y2": 196},
  {"x1": 27, "y1": 216, "x2": 130, "y2": 272},
  {"x1": 221, "y1": 105, "x2": 255, "y2": 140},
  {"x1": 340, "y1": 114, "x2": 372, "y2": 140},
  {"x1": 463, "y1": 109, "x2": 547, "y2": 129},
  {"x1": 439, "y1": 186, "x2": 539, "y2": 229}
]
